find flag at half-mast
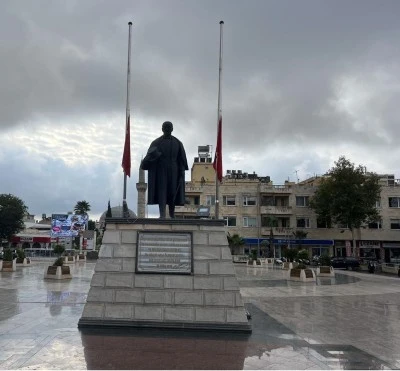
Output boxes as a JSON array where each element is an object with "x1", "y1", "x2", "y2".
[
  {"x1": 213, "y1": 113, "x2": 223, "y2": 182},
  {"x1": 121, "y1": 115, "x2": 131, "y2": 177}
]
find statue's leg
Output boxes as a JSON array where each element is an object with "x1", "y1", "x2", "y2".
[
  {"x1": 168, "y1": 205, "x2": 175, "y2": 219},
  {"x1": 159, "y1": 204, "x2": 166, "y2": 219}
]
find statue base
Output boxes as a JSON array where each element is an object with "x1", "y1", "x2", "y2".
[{"x1": 78, "y1": 218, "x2": 251, "y2": 333}]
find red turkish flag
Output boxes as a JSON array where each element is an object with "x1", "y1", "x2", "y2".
[
  {"x1": 121, "y1": 115, "x2": 131, "y2": 177},
  {"x1": 213, "y1": 115, "x2": 223, "y2": 182}
]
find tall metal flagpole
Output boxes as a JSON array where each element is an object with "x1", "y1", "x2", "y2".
[
  {"x1": 122, "y1": 21, "x2": 132, "y2": 218},
  {"x1": 215, "y1": 20, "x2": 224, "y2": 220}
]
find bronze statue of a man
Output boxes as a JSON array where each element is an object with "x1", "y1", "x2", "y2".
[{"x1": 141, "y1": 121, "x2": 188, "y2": 218}]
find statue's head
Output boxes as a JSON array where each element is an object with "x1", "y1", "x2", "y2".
[{"x1": 162, "y1": 121, "x2": 173, "y2": 136}]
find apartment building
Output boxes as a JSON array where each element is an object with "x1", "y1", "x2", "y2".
[{"x1": 175, "y1": 147, "x2": 400, "y2": 263}]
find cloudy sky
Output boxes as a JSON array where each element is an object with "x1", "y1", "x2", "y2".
[{"x1": 1, "y1": 0, "x2": 400, "y2": 221}]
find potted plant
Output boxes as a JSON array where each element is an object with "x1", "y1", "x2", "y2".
[
  {"x1": 1, "y1": 248, "x2": 17, "y2": 271},
  {"x1": 247, "y1": 250, "x2": 261, "y2": 266},
  {"x1": 16, "y1": 248, "x2": 30, "y2": 266},
  {"x1": 288, "y1": 262, "x2": 316, "y2": 282},
  {"x1": 44, "y1": 244, "x2": 71, "y2": 280},
  {"x1": 317, "y1": 254, "x2": 334, "y2": 276}
]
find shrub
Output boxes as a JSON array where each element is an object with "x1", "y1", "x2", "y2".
[
  {"x1": 319, "y1": 254, "x2": 331, "y2": 266},
  {"x1": 3, "y1": 248, "x2": 13, "y2": 261},
  {"x1": 16, "y1": 248, "x2": 25, "y2": 260},
  {"x1": 297, "y1": 263, "x2": 307, "y2": 269},
  {"x1": 297, "y1": 249, "x2": 309, "y2": 261},
  {"x1": 53, "y1": 244, "x2": 65, "y2": 257},
  {"x1": 53, "y1": 257, "x2": 64, "y2": 266}
]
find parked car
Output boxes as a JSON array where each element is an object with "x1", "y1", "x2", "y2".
[{"x1": 331, "y1": 257, "x2": 360, "y2": 270}]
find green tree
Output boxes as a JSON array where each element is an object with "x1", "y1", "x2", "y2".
[
  {"x1": 74, "y1": 200, "x2": 91, "y2": 216},
  {"x1": 310, "y1": 156, "x2": 381, "y2": 255},
  {"x1": 297, "y1": 249, "x2": 309, "y2": 261},
  {"x1": 227, "y1": 233, "x2": 245, "y2": 255},
  {"x1": 88, "y1": 220, "x2": 96, "y2": 230},
  {"x1": 0, "y1": 194, "x2": 27, "y2": 240},
  {"x1": 293, "y1": 230, "x2": 308, "y2": 249},
  {"x1": 283, "y1": 247, "x2": 298, "y2": 262}
]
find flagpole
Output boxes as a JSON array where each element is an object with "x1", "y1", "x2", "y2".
[
  {"x1": 215, "y1": 20, "x2": 224, "y2": 220},
  {"x1": 122, "y1": 21, "x2": 132, "y2": 218}
]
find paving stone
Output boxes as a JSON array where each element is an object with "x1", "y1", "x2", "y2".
[
  {"x1": 121, "y1": 230, "x2": 137, "y2": 244},
  {"x1": 134, "y1": 305, "x2": 163, "y2": 320},
  {"x1": 193, "y1": 246, "x2": 221, "y2": 260},
  {"x1": 164, "y1": 276, "x2": 193, "y2": 289},
  {"x1": 104, "y1": 304, "x2": 132, "y2": 319},
  {"x1": 144, "y1": 290, "x2": 172, "y2": 304},
  {"x1": 102, "y1": 231, "x2": 121, "y2": 244},
  {"x1": 115, "y1": 290, "x2": 143, "y2": 304},
  {"x1": 204, "y1": 292, "x2": 234, "y2": 306},
  {"x1": 105, "y1": 273, "x2": 133, "y2": 288},
  {"x1": 194, "y1": 276, "x2": 222, "y2": 290},
  {"x1": 113, "y1": 244, "x2": 136, "y2": 258},
  {"x1": 164, "y1": 307, "x2": 194, "y2": 321},
  {"x1": 174, "y1": 292, "x2": 203, "y2": 306},
  {"x1": 195, "y1": 308, "x2": 225, "y2": 323}
]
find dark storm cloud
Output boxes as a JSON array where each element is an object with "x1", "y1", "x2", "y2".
[{"x1": 1, "y1": 0, "x2": 400, "y2": 215}]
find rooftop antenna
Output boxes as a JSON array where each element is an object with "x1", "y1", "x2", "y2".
[{"x1": 294, "y1": 170, "x2": 299, "y2": 183}]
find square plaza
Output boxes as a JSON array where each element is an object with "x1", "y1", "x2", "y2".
[{"x1": 0, "y1": 260, "x2": 399, "y2": 370}]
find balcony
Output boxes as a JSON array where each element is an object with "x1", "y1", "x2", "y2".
[
  {"x1": 185, "y1": 186, "x2": 203, "y2": 193},
  {"x1": 261, "y1": 227, "x2": 293, "y2": 236},
  {"x1": 260, "y1": 205, "x2": 292, "y2": 215},
  {"x1": 260, "y1": 184, "x2": 292, "y2": 194},
  {"x1": 175, "y1": 205, "x2": 199, "y2": 214}
]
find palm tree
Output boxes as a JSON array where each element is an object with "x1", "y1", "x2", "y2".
[
  {"x1": 293, "y1": 230, "x2": 308, "y2": 250},
  {"x1": 227, "y1": 233, "x2": 245, "y2": 256},
  {"x1": 74, "y1": 200, "x2": 91, "y2": 216}
]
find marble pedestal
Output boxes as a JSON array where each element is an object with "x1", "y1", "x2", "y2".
[{"x1": 78, "y1": 218, "x2": 251, "y2": 333}]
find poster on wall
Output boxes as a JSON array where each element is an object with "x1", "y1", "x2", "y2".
[{"x1": 51, "y1": 214, "x2": 88, "y2": 238}]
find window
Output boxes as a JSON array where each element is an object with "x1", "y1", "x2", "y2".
[
  {"x1": 262, "y1": 216, "x2": 278, "y2": 227},
  {"x1": 243, "y1": 217, "x2": 257, "y2": 227},
  {"x1": 390, "y1": 219, "x2": 400, "y2": 230},
  {"x1": 376, "y1": 198, "x2": 381, "y2": 209},
  {"x1": 223, "y1": 196, "x2": 236, "y2": 206},
  {"x1": 389, "y1": 197, "x2": 400, "y2": 208},
  {"x1": 296, "y1": 217, "x2": 310, "y2": 228},
  {"x1": 261, "y1": 196, "x2": 274, "y2": 206},
  {"x1": 243, "y1": 196, "x2": 257, "y2": 206},
  {"x1": 223, "y1": 216, "x2": 236, "y2": 227},
  {"x1": 368, "y1": 220, "x2": 382, "y2": 229},
  {"x1": 317, "y1": 218, "x2": 330, "y2": 228},
  {"x1": 296, "y1": 196, "x2": 309, "y2": 207},
  {"x1": 206, "y1": 195, "x2": 215, "y2": 206}
]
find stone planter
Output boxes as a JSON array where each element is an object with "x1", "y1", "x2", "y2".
[
  {"x1": 76, "y1": 254, "x2": 86, "y2": 262},
  {"x1": 316, "y1": 265, "x2": 334, "y2": 277},
  {"x1": 1, "y1": 259, "x2": 17, "y2": 272},
  {"x1": 287, "y1": 268, "x2": 316, "y2": 282},
  {"x1": 381, "y1": 263, "x2": 399, "y2": 274},
  {"x1": 247, "y1": 259, "x2": 261, "y2": 266},
  {"x1": 282, "y1": 262, "x2": 293, "y2": 270},
  {"x1": 16, "y1": 257, "x2": 31, "y2": 267},
  {"x1": 44, "y1": 265, "x2": 72, "y2": 280},
  {"x1": 64, "y1": 256, "x2": 75, "y2": 264}
]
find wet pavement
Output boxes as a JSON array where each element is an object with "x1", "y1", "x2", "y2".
[{"x1": 0, "y1": 260, "x2": 399, "y2": 369}]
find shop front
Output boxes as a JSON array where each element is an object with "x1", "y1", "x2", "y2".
[
  {"x1": 359, "y1": 241, "x2": 381, "y2": 260},
  {"x1": 382, "y1": 242, "x2": 400, "y2": 264},
  {"x1": 243, "y1": 238, "x2": 334, "y2": 258}
]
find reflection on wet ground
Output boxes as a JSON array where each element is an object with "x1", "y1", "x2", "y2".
[
  {"x1": 239, "y1": 273, "x2": 361, "y2": 287},
  {"x1": 0, "y1": 261, "x2": 399, "y2": 369}
]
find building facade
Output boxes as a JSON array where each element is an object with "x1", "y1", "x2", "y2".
[{"x1": 175, "y1": 147, "x2": 400, "y2": 263}]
